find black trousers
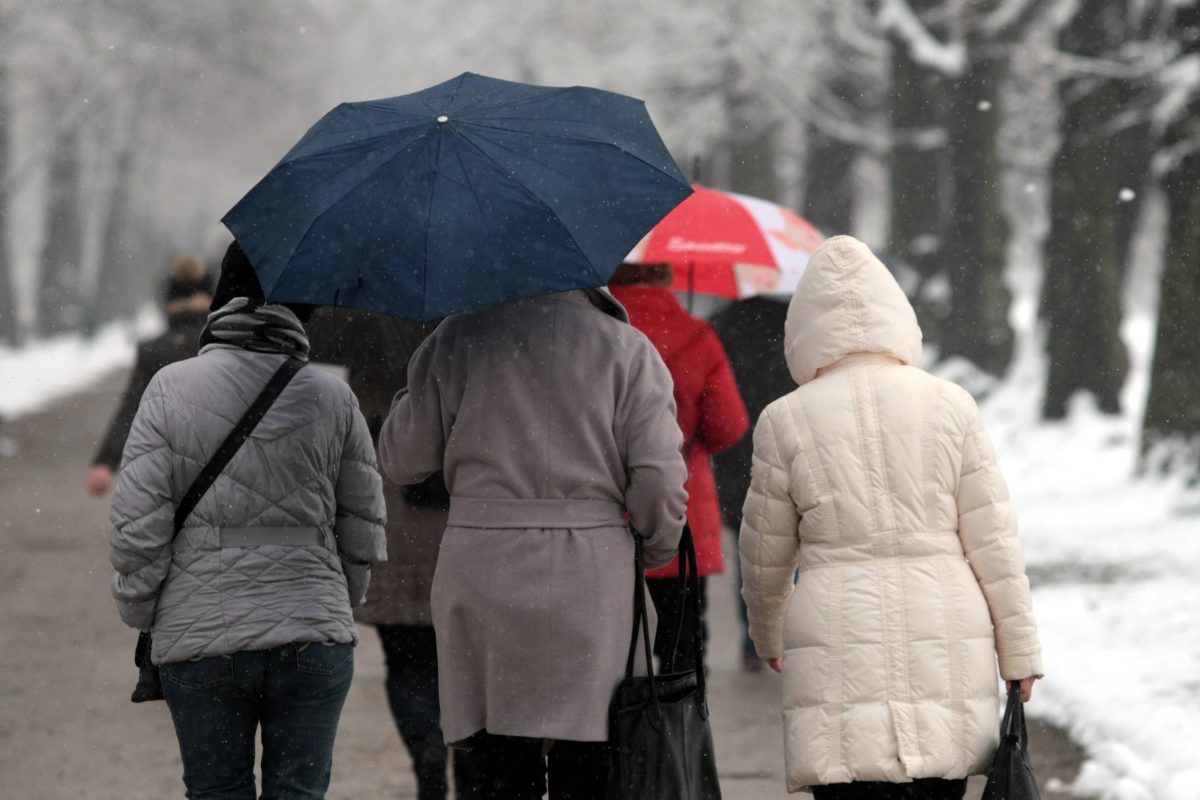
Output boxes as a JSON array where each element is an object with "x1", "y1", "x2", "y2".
[
  {"x1": 460, "y1": 732, "x2": 608, "y2": 800},
  {"x1": 812, "y1": 778, "x2": 968, "y2": 800},
  {"x1": 376, "y1": 625, "x2": 481, "y2": 800},
  {"x1": 647, "y1": 576, "x2": 708, "y2": 673}
]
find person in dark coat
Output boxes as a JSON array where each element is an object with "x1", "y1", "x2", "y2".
[
  {"x1": 609, "y1": 263, "x2": 750, "y2": 673},
  {"x1": 87, "y1": 255, "x2": 213, "y2": 497},
  {"x1": 709, "y1": 294, "x2": 793, "y2": 670},
  {"x1": 311, "y1": 308, "x2": 481, "y2": 800}
]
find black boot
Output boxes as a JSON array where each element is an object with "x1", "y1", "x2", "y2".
[{"x1": 413, "y1": 746, "x2": 449, "y2": 800}]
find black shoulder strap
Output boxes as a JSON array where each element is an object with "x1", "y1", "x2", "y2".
[{"x1": 173, "y1": 358, "x2": 306, "y2": 534}]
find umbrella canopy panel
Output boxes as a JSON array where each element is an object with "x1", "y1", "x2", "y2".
[
  {"x1": 627, "y1": 185, "x2": 824, "y2": 300},
  {"x1": 224, "y1": 73, "x2": 693, "y2": 320}
]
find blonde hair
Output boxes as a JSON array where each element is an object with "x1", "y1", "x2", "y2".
[{"x1": 172, "y1": 255, "x2": 207, "y2": 283}]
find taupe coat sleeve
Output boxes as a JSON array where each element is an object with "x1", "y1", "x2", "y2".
[
  {"x1": 617, "y1": 343, "x2": 688, "y2": 568},
  {"x1": 378, "y1": 334, "x2": 451, "y2": 487}
]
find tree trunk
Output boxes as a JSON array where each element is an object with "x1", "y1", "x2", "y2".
[
  {"x1": 728, "y1": 113, "x2": 780, "y2": 202},
  {"x1": 0, "y1": 61, "x2": 14, "y2": 345},
  {"x1": 1040, "y1": 2, "x2": 1152, "y2": 419},
  {"x1": 1143, "y1": 155, "x2": 1200, "y2": 473},
  {"x1": 801, "y1": 125, "x2": 857, "y2": 235},
  {"x1": 1142, "y1": 5, "x2": 1200, "y2": 475},
  {"x1": 1041, "y1": 106, "x2": 1130, "y2": 419},
  {"x1": 91, "y1": 142, "x2": 137, "y2": 331},
  {"x1": 38, "y1": 125, "x2": 83, "y2": 336},
  {"x1": 887, "y1": 35, "x2": 947, "y2": 341},
  {"x1": 939, "y1": 54, "x2": 1014, "y2": 375}
]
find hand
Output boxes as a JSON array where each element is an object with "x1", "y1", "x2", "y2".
[
  {"x1": 87, "y1": 465, "x2": 115, "y2": 498},
  {"x1": 768, "y1": 657, "x2": 783, "y2": 673},
  {"x1": 1009, "y1": 677, "x2": 1037, "y2": 703}
]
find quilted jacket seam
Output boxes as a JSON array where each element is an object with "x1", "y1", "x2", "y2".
[{"x1": 750, "y1": 411, "x2": 782, "y2": 645}]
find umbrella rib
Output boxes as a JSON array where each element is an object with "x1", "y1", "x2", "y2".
[
  {"x1": 419, "y1": 131, "x2": 448, "y2": 319},
  {"x1": 418, "y1": 73, "x2": 468, "y2": 117},
  {"x1": 275, "y1": 121, "x2": 434, "y2": 169},
  {"x1": 448, "y1": 86, "x2": 575, "y2": 119},
  {"x1": 447, "y1": 141, "x2": 493, "y2": 242},
  {"x1": 461, "y1": 121, "x2": 684, "y2": 182},
  {"x1": 265, "y1": 132, "x2": 441, "y2": 298},
  {"x1": 451, "y1": 133, "x2": 594, "y2": 278}
]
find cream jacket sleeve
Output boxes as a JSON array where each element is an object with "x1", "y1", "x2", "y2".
[
  {"x1": 956, "y1": 400, "x2": 1044, "y2": 680},
  {"x1": 738, "y1": 406, "x2": 801, "y2": 660}
]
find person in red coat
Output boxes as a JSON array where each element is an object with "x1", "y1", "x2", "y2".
[{"x1": 609, "y1": 263, "x2": 750, "y2": 672}]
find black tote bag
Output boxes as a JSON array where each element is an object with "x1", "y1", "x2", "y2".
[
  {"x1": 981, "y1": 683, "x2": 1041, "y2": 800},
  {"x1": 607, "y1": 526, "x2": 722, "y2": 800},
  {"x1": 130, "y1": 357, "x2": 305, "y2": 702}
]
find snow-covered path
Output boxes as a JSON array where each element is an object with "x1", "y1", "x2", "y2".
[
  {"x1": 13, "y1": 327, "x2": 1191, "y2": 797},
  {"x1": 975, "y1": 358, "x2": 1200, "y2": 800},
  {"x1": 0, "y1": 361, "x2": 1089, "y2": 798}
]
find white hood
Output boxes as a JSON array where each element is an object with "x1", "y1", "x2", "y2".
[{"x1": 784, "y1": 235, "x2": 922, "y2": 386}]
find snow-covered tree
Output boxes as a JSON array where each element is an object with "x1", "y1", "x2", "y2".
[
  {"x1": 1143, "y1": 0, "x2": 1200, "y2": 476},
  {"x1": 1040, "y1": 0, "x2": 1164, "y2": 419}
]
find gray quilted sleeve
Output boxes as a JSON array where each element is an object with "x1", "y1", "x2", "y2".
[
  {"x1": 335, "y1": 401, "x2": 387, "y2": 607},
  {"x1": 108, "y1": 377, "x2": 175, "y2": 630}
]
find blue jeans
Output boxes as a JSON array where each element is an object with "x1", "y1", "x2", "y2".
[{"x1": 160, "y1": 643, "x2": 354, "y2": 800}]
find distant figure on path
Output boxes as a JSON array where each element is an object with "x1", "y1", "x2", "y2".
[
  {"x1": 740, "y1": 236, "x2": 1043, "y2": 798},
  {"x1": 710, "y1": 294, "x2": 793, "y2": 671},
  {"x1": 379, "y1": 288, "x2": 688, "y2": 800},
  {"x1": 87, "y1": 255, "x2": 212, "y2": 497},
  {"x1": 609, "y1": 262, "x2": 749, "y2": 673},
  {"x1": 317, "y1": 309, "x2": 480, "y2": 800},
  {"x1": 108, "y1": 243, "x2": 387, "y2": 799}
]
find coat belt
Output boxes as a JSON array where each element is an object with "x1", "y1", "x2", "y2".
[
  {"x1": 174, "y1": 526, "x2": 327, "y2": 551},
  {"x1": 447, "y1": 497, "x2": 627, "y2": 529}
]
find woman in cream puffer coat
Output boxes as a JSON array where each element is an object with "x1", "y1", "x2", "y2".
[{"x1": 740, "y1": 236, "x2": 1043, "y2": 798}]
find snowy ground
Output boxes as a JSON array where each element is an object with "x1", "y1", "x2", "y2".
[
  {"x1": 2, "y1": 309, "x2": 1195, "y2": 798},
  {"x1": 0, "y1": 308, "x2": 159, "y2": 423},
  {"x1": 945, "y1": 313, "x2": 1200, "y2": 800}
]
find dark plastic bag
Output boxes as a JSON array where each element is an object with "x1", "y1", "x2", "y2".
[{"x1": 982, "y1": 683, "x2": 1041, "y2": 800}]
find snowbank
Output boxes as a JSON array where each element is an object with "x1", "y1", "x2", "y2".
[
  {"x1": 0, "y1": 310, "x2": 160, "y2": 421},
  {"x1": 960, "y1": 328, "x2": 1200, "y2": 800}
]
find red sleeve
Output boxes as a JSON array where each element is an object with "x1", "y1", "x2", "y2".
[{"x1": 693, "y1": 327, "x2": 750, "y2": 455}]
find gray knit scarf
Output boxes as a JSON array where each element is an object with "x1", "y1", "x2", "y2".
[{"x1": 198, "y1": 298, "x2": 310, "y2": 361}]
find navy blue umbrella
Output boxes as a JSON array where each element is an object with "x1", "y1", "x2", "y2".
[{"x1": 222, "y1": 72, "x2": 693, "y2": 320}]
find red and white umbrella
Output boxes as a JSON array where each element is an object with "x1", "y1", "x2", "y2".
[{"x1": 626, "y1": 185, "x2": 824, "y2": 299}]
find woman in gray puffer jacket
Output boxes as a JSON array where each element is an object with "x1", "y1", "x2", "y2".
[{"x1": 109, "y1": 243, "x2": 387, "y2": 800}]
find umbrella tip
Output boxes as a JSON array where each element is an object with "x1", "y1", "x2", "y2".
[{"x1": 437, "y1": 115, "x2": 449, "y2": 123}]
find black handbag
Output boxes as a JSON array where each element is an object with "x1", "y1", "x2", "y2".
[
  {"x1": 607, "y1": 526, "x2": 722, "y2": 800},
  {"x1": 130, "y1": 357, "x2": 305, "y2": 703},
  {"x1": 981, "y1": 683, "x2": 1042, "y2": 800}
]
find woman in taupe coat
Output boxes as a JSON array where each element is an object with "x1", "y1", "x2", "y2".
[{"x1": 379, "y1": 288, "x2": 688, "y2": 800}]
